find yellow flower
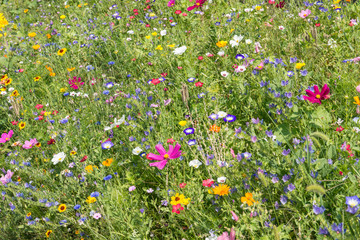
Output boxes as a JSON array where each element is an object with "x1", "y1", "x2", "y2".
[
  {"x1": 241, "y1": 192, "x2": 256, "y2": 206},
  {"x1": 333, "y1": 0, "x2": 341, "y2": 3},
  {"x1": 155, "y1": 45, "x2": 163, "y2": 50},
  {"x1": 19, "y1": 122, "x2": 26, "y2": 130},
  {"x1": 216, "y1": 41, "x2": 227, "y2": 48},
  {"x1": 255, "y1": 6, "x2": 262, "y2": 10},
  {"x1": 354, "y1": 96, "x2": 360, "y2": 106},
  {"x1": 67, "y1": 67, "x2": 75, "y2": 72},
  {"x1": 70, "y1": 150, "x2": 77, "y2": 156},
  {"x1": 170, "y1": 193, "x2": 191, "y2": 206},
  {"x1": 78, "y1": 4, "x2": 82, "y2": 7},
  {"x1": 46, "y1": 34, "x2": 51, "y2": 39},
  {"x1": 86, "y1": 196, "x2": 97, "y2": 204},
  {"x1": 57, "y1": 48, "x2": 67, "y2": 56},
  {"x1": 149, "y1": 13, "x2": 156, "y2": 17},
  {"x1": 11, "y1": 90, "x2": 19, "y2": 97},
  {"x1": 65, "y1": 5, "x2": 70, "y2": 8},
  {"x1": 58, "y1": 204, "x2": 67, "y2": 213},
  {"x1": 145, "y1": 36, "x2": 151, "y2": 39},
  {"x1": 167, "y1": 44, "x2": 175, "y2": 48},
  {"x1": 28, "y1": 32, "x2": 36, "y2": 38},
  {"x1": 151, "y1": 32, "x2": 157, "y2": 36},
  {"x1": 179, "y1": 121, "x2": 187, "y2": 127},
  {"x1": 212, "y1": 184, "x2": 230, "y2": 196},
  {"x1": 34, "y1": 76, "x2": 41, "y2": 82},
  {"x1": 0, "y1": 13, "x2": 9, "y2": 31},
  {"x1": 26, "y1": 212, "x2": 31, "y2": 217},
  {"x1": 4, "y1": 78, "x2": 12, "y2": 85},
  {"x1": 49, "y1": 72, "x2": 56, "y2": 77},
  {"x1": 230, "y1": 28, "x2": 235, "y2": 33},
  {"x1": 295, "y1": 63, "x2": 305, "y2": 70},
  {"x1": 102, "y1": 158, "x2": 113, "y2": 167},
  {"x1": 60, "y1": 15, "x2": 66, "y2": 19},
  {"x1": 12, "y1": 24, "x2": 17, "y2": 30},
  {"x1": 75, "y1": 230, "x2": 80, "y2": 234},
  {"x1": 24, "y1": 9, "x2": 29, "y2": 13},
  {"x1": 85, "y1": 165, "x2": 94, "y2": 173},
  {"x1": 45, "y1": 230, "x2": 52, "y2": 238},
  {"x1": 60, "y1": 88, "x2": 67, "y2": 93},
  {"x1": 32, "y1": 45, "x2": 40, "y2": 50}
]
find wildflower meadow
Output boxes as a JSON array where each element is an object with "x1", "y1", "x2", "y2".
[{"x1": 1, "y1": 0, "x2": 360, "y2": 239}]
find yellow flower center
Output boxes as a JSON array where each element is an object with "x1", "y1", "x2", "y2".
[
  {"x1": 164, "y1": 154, "x2": 169, "y2": 159},
  {"x1": 316, "y1": 94, "x2": 321, "y2": 99}
]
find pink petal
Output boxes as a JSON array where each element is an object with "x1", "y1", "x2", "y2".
[
  {"x1": 305, "y1": 89, "x2": 316, "y2": 98},
  {"x1": 169, "y1": 143, "x2": 181, "y2": 159},
  {"x1": 313, "y1": 85, "x2": 320, "y2": 95},
  {"x1": 147, "y1": 153, "x2": 164, "y2": 161},
  {"x1": 149, "y1": 160, "x2": 168, "y2": 170},
  {"x1": 320, "y1": 84, "x2": 330, "y2": 97},
  {"x1": 155, "y1": 144, "x2": 167, "y2": 156},
  {"x1": 187, "y1": 5, "x2": 196, "y2": 11}
]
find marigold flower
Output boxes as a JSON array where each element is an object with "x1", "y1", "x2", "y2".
[
  {"x1": 32, "y1": 45, "x2": 40, "y2": 50},
  {"x1": 102, "y1": 158, "x2": 113, "y2": 167},
  {"x1": 216, "y1": 41, "x2": 227, "y2": 48},
  {"x1": 212, "y1": 184, "x2": 231, "y2": 196},
  {"x1": 28, "y1": 32, "x2": 36, "y2": 37},
  {"x1": 209, "y1": 124, "x2": 220, "y2": 132},
  {"x1": 241, "y1": 192, "x2": 256, "y2": 206}
]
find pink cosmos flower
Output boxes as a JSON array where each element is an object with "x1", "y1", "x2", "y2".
[
  {"x1": 22, "y1": 138, "x2": 38, "y2": 149},
  {"x1": 299, "y1": 9, "x2": 311, "y2": 18},
  {"x1": 187, "y1": 0, "x2": 207, "y2": 11},
  {"x1": 167, "y1": 0, "x2": 175, "y2": 7},
  {"x1": 0, "y1": 170, "x2": 14, "y2": 185},
  {"x1": 303, "y1": 84, "x2": 330, "y2": 104},
  {"x1": 93, "y1": 213, "x2": 102, "y2": 219},
  {"x1": 0, "y1": 130, "x2": 13, "y2": 143},
  {"x1": 148, "y1": 143, "x2": 181, "y2": 170}
]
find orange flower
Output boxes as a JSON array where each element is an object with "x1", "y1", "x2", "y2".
[
  {"x1": 102, "y1": 158, "x2": 113, "y2": 167},
  {"x1": 241, "y1": 192, "x2": 256, "y2": 206},
  {"x1": 209, "y1": 124, "x2": 220, "y2": 132}
]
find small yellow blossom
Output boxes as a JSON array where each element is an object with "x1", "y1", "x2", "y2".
[
  {"x1": 295, "y1": 63, "x2": 306, "y2": 70},
  {"x1": 60, "y1": 15, "x2": 66, "y2": 19},
  {"x1": 151, "y1": 32, "x2": 157, "y2": 36},
  {"x1": 155, "y1": 45, "x2": 163, "y2": 50}
]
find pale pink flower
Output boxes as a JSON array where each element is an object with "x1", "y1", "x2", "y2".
[{"x1": 299, "y1": 9, "x2": 311, "y2": 18}]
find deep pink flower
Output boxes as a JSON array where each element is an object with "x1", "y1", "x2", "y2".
[
  {"x1": 172, "y1": 204, "x2": 184, "y2": 214},
  {"x1": 179, "y1": 182, "x2": 186, "y2": 188},
  {"x1": 202, "y1": 179, "x2": 214, "y2": 187},
  {"x1": 0, "y1": 130, "x2": 13, "y2": 143},
  {"x1": 217, "y1": 228, "x2": 235, "y2": 240},
  {"x1": 22, "y1": 138, "x2": 38, "y2": 149},
  {"x1": 148, "y1": 144, "x2": 182, "y2": 170},
  {"x1": 167, "y1": 0, "x2": 175, "y2": 7},
  {"x1": 187, "y1": 0, "x2": 207, "y2": 11},
  {"x1": 303, "y1": 84, "x2": 330, "y2": 104},
  {"x1": 68, "y1": 76, "x2": 84, "y2": 90}
]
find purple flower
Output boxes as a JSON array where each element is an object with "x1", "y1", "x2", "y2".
[
  {"x1": 346, "y1": 206, "x2": 358, "y2": 214},
  {"x1": 319, "y1": 227, "x2": 329, "y2": 235},
  {"x1": 287, "y1": 184, "x2": 295, "y2": 192},
  {"x1": 331, "y1": 223, "x2": 344, "y2": 233},
  {"x1": 224, "y1": 114, "x2": 236, "y2": 122},
  {"x1": 282, "y1": 174, "x2": 291, "y2": 182},
  {"x1": 140, "y1": 208, "x2": 145, "y2": 213},
  {"x1": 188, "y1": 139, "x2": 196, "y2": 146},
  {"x1": 280, "y1": 195, "x2": 288, "y2": 205},
  {"x1": 345, "y1": 196, "x2": 360, "y2": 208},
  {"x1": 101, "y1": 141, "x2": 114, "y2": 149},
  {"x1": 251, "y1": 118, "x2": 260, "y2": 124},
  {"x1": 129, "y1": 186, "x2": 136, "y2": 192},
  {"x1": 313, "y1": 205, "x2": 325, "y2": 215},
  {"x1": 183, "y1": 128, "x2": 195, "y2": 135},
  {"x1": 208, "y1": 113, "x2": 218, "y2": 120},
  {"x1": 103, "y1": 175, "x2": 112, "y2": 181},
  {"x1": 265, "y1": 130, "x2": 273, "y2": 137},
  {"x1": 272, "y1": 177, "x2": 279, "y2": 183},
  {"x1": 251, "y1": 136, "x2": 257, "y2": 143},
  {"x1": 282, "y1": 149, "x2": 291, "y2": 156}
]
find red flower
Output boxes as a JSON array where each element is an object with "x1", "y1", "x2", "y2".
[
  {"x1": 52, "y1": 110, "x2": 59, "y2": 115},
  {"x1": 339, "y1": 171, "x2": 343, "y2": 176},
  {"x1": 195, "y1": 81, "x2": 203, "y2": 87},
  {"x1": 172, "y1": 204, "x2": 184, "y2": 214},
  {"x1": 336, "y1": 126, "x2": 344, "y2": 132},
  {"x1": 146, "y1": 24, "x2": 150, "y2": 27},
  {"x1": 152, "y1": 78, "x2": 161, "y2": 85},
  {"x1": 35, "y1": 104, "x2": 43, "y2": 110},
  {"x1": 47, "y1": 139, "x2": 55, "y2": 145},
  {"x1": 11, "y1": 121, "x2": 18, "y2": 125},
  {"x1": 303, "y1": 84, "x2": 330, "y2": 104},
  {"x1": 131, "y1": 58, "x2": 136, "y2": 61},
  {"x1": 177, "y1": 66, "x2": 183, "y2": 69},
  {"x1": 80, "y1": 155, "x2": 88, "y2": 162},
  {"x1": 146, "y1": 153, "x2": 153, "y2": 160},
  {"x1": 38, "y1": 115, "x2": 44, "y2": 121},
  {"x1": 202, "y1": 179, "x2": 214, "y2": 187},
  {"x1": 198, "y1": 56, "x2": 204, "y2": 60},
  {"x1": 175, "y1": 10, "x2": 182, "y2": 14},
  {"x1": 133, "y1": 9, "x2": 138, "y2": 12},
  {"x1": 161, "y1": 72, "x2": 168, "y2": 77},
  {"x1": 167, "y1": 138, "x2": 175, "y2": 144},
  {"x1": 179, "y1": 182, "x2": 187, "y2": 188},
  {"x1": 276, "y1": 1, "x2": 285, "y2": 8},
  {"x1": 315, "y1": 23, "x2": 321, "y2": 27}
]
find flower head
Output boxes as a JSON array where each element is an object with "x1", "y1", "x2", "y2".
[
  {"x1": 303, "y1": 84, "x2": 330, "y2": 104},
  {"x1": 148, "y1": 143, "x2": 182, "y2": 170}
]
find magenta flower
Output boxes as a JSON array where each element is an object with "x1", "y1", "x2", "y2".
[
  {"x1": 0, "y1": 130, "x2": 13, "y2": 143},
  {"x1": 187, "y1": 0, "x2": 207, "y2": 11},
  {"x1": 148, "y1": 143, "x2": 181, "y2": 170},
  {"x1": 303, "y1": 84, "x2": 330, "y2": 104},
  {"x1": 218, "y1": 227, "x2": 236, "y2": 240},
  {"x1": 22, "y1": 138, "x2": 38, "y2": 149},
  {"x1": 68, "y1": 76, "x2": 84, "y2": 90},
  {"x1": 167, "y1": 0, "x2": 175, "y2": 7},
  {"x1": 299, "y1": 9, "x2": 311, "y2": 18},
  {"x1": 0, "y1": 170, "x2": 14, "y2": 185}
]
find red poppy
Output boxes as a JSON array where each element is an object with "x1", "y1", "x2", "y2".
[
  {"x1": 175, "y1": 10, "x2": 182, "y2": 14},
  {"x1": 195, "y1": 81, "x2": 203, "y2": 87},
  {"x1": 152, "y1": 78, "x2": 160, "y2": 85}
]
